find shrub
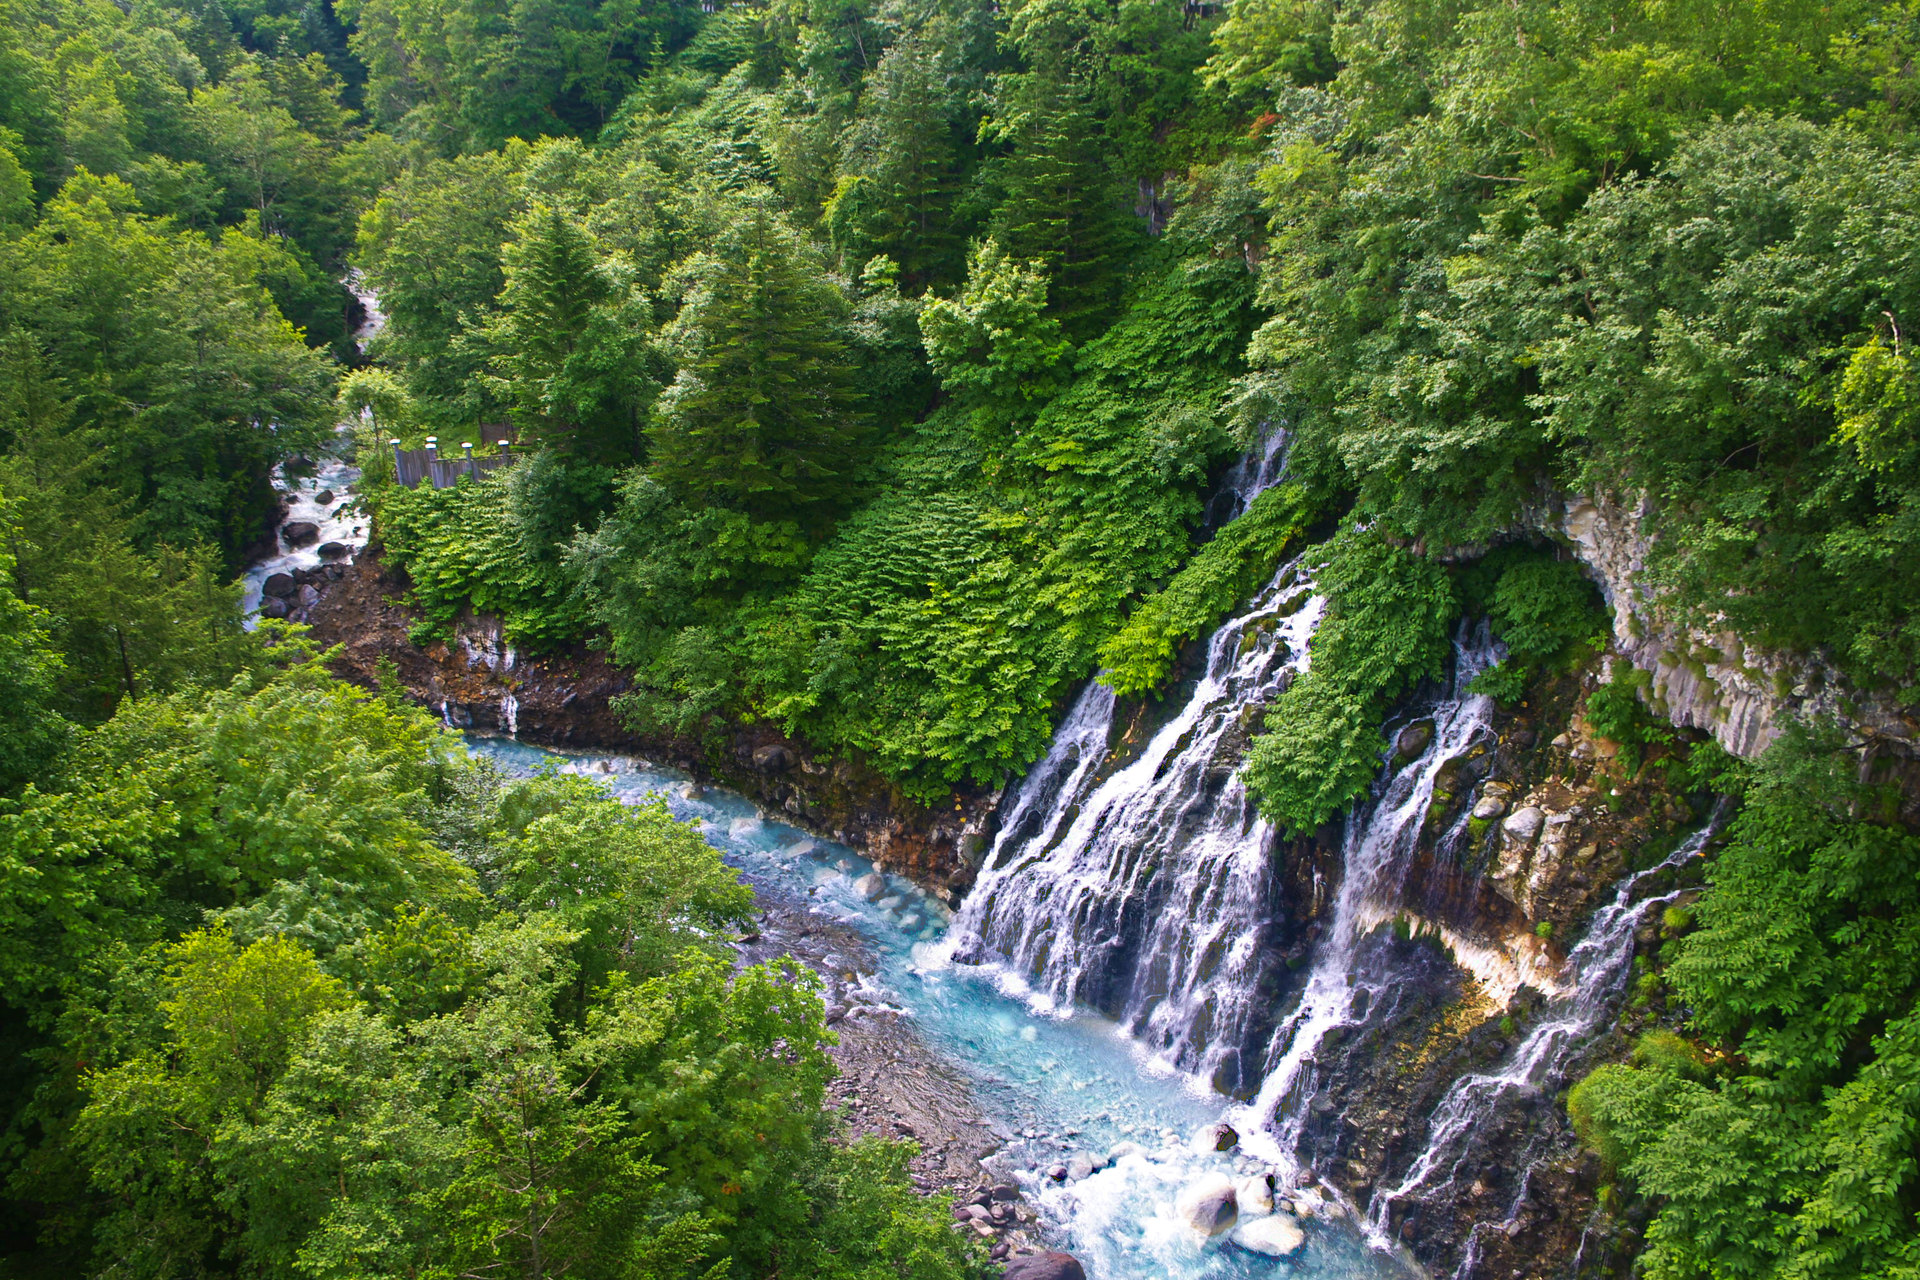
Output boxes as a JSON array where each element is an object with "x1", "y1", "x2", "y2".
[
  {"x1": 1098, "y1": 482, "x2": 1318, "y2": 696},
  {"x1": 376, "y1": 468, "x2": 589, "y2": 649},
  {"x1": 1585, "y1": 669, "x2": 1672, "y2": 775},
  {"x1": 1468, "y1": 659, "x2": 1528, "y2": 704},
  {"x1": 1243, "y1": 528, "x2": 1458, "y2": 833}
]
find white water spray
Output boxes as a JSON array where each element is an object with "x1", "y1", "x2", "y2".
[{"x1": 1230, "y1": 628, "x2": 1503, "y2": 1170}]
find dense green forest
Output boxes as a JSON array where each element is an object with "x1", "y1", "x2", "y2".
[{"x1": 2, "y1": 0, "x2": 1919, "y2": 1272}]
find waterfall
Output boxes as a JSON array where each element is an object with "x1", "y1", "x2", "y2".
[
  {"x1": 1364, "y1": 809, "x2": 1723, "y2": 1260},
  {"x1": 1229, "y1": 627, "x2": 1503, "y2": 1168},
  {"x1": 946, "y1": 428, "x2": 1316, "y2": 1086},
  {"x1": 948, "y1": 561, "x2": 1325, "y2": 1087}
]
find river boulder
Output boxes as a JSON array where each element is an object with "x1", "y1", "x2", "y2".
[
  {"x1": 1233, "y1": 1212, "x2": 1304, "y2": 1256},
  {"x1": 752, "y1": 744, "x2": 794, "y2": 772},
  {"x1": 1176, "y1": 1174, "x2": 1238, "y2": 1237},
  {"x1": 1197, "y1": 1121, "x2": 1239, "y2": 1152},
  {"x1": 314, "y1": 489, "x2": 334, "y2": 504},
  {"x1": 260, "y1": 596, "x2": 290, "y2": 619},
  {"x1": 852, "y1": 873, "x2": 886, "y2": 901},
  {"x1": 1237, "y1": 1172, "x2": 1276, "y2": 1215},
  {"x1": 261, "y1": 572, "x2": 295, "y2": 598},
  {"x1": 1001, "y1": 1252, "x2": 1085, "y2": 1280},
  {"x1": 317, "y1": 541, "x2": 350, "y2": 561},
  {"x1": 281, "y1": 521, "x2": 320, "y2": 548},
  {"x1": 1394, "y1": 719, "x2": 1435, "y2": 763}
]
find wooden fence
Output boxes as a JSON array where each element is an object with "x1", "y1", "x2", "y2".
[{"x1": 391, "y1": 436, "x2": 518, "y2": 489}]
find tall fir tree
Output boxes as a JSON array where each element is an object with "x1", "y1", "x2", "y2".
[
  {"x1": 484, "y1": 203, "x2": 658, "y2": 465},
  {"x1": 648, "y1": 204, "x2": 860, "y2": 529}
]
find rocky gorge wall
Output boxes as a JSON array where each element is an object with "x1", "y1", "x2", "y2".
[
  {"x1": 301, "y1": 554, "x2": 1001, "y2": 901},
  {"x1": 1558, "y1": 493, "x2": 1919, "y2": 760}
]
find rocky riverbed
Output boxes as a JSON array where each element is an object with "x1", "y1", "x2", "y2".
[{"x1": 740, "y1": 890, "x2": 1053, "y2": 1262}]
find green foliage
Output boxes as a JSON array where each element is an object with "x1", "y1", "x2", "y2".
[
  {"x1": 1484, "y1": 557, "x2": 1607, "y2": 667},
  {"x1": 1467, "y1": 659, "x2": 1527, "y2": 705},
  {"x1": 1099, "y1": 481, "x2": 1317, "y2": 697},
  {"x1": 1243, "y1": 527, "x2": 1459, "y2": 833},
  {"x1": 376, "y1": 467, "x2": 590, "y2": 649},
  {"x1": 0, "y1": 175, "x2": 335, "y2": 566},
  {"x1": 1569, "y1": 723, "x2": 1920, "y2": 1279},
  {"x1": 919, "y1": 239, "x2": 1073, "y2": 443},
  {"x1": 650, "y1": 204, "x2": 862, "y2": 531},
  {"x1": 0, "y1": 655, "x2": 957, "y2": 1280},
  {"x1": 1, "y1": 423, "x2": 269, "y2": 724},
  {"x1": 1463, "y1": 550, "x2": 1607, "y2": 702},
  {"x1": 0, "y1": 501, "x2": 67, "y2": 791},
  {"x1": 336, "y1": 0, "x2": 706, "y2": 146},
  {"x1": 1585, "y1": 669, "x2": 1673, "y2": 776},
  {"x1": 482, "y1": 203, "x2": 662, "y2": 464}
]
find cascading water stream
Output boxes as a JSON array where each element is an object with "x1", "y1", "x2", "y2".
[
  {"x1": 1364, "y1": 808, "x2": 1724, "y2": 1263},
  {"x1": 1228, "y1": 628, "x2": 1504, "y2": 1172},
  {"x1": 947, "y1": 427, "x2": 1315, "y2": 1087},
  {"x1": 947, "y1": 563, "x2": 1324, "y2": 1086}
]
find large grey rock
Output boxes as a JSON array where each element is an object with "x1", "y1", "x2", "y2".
[
  {"x1": 260, "y1": 596, "x2": 290, "y2": 619},
  {"x1": 261, "y1": 572, "x2": 295, "y2": 598},
  {"x1": 1234, "y1": 1213, "x2": 1304, "y2": 1257},
  {"x1": 1237, "y1": 1173, "x2": 1275, "y2": 1215},
  {"x1": 1177, "y1": 1175, "x2": 1238, "y2": 1237},
  {"x1": 751, "y1": 744, "x2": 794, "y2": 772},
  {"x1": 316, "y1": 541, "x2": 349, "y2": 561},
  {"x1": 1002, "y1": 1252, "x2": 1086, "y2": 1280},
  {"x1": 1199, "y1": 1121, "x2": 1239, "y2": 1152},
  {"x1": 281, "y1": 521, "x2": 320, "y2": 548},
  {"x1": 1502, "y1": 806, "x2": 1546, "y2": 841},
  {"x1": 1394, "y1": 719, "x2": 1435, "y2": 761},
  {"x1": 851, "y1": 873, "x2": 886, "y2": 901}
]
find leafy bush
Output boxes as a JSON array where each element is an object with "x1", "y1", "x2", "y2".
[
  {"x1": 1099, "y1": 481, "x2": 1319, "y2": 697},
  {"x1": 1566, "y1": 723, "x2": 1920, "y2": 1279},
  {"x1": 1585, "y1": 668, "x2": 1674, "y2": 775},
  {"x1": 1485, "y1": 557, "x2": 1609, "y2": 666},
  {"x1": 1243, "y1": 528, "x2": 1459, "y2": 833},
  {"x1": 0, "y1": 658, "x2": 965, "y2": 1280},
  {"x1": 1463, "y1": 551, "x2": 1608, "y2": 703},
  {"x1": 1468, "y1": 659, "x2": 1528, "y2": 705},
  {"x1": 376, "y1": 467, "x2": 589, "y2": 649}
]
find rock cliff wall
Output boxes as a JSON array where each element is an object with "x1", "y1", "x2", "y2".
[
  {"x1": 301, "y1": 555, "x2": 999, "y2": 901},
  {"x1": 1559, "y1": 493, "x2": 1919, "y2": 758}
]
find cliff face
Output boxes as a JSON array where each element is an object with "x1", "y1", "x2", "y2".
[
  {"x1": 1560, "y1": 494, "x2": 1919, "y2": 758},
  {"x1": 1272, "y1": 656, "x2": 1705, "y2": 1280},
  {"x1": 302, "y1": 556, "x2": 999, "y2": 902}
]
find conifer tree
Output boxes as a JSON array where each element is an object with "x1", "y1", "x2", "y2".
[
  {"x1": 484, "y1": 203, "x2": 658, "y2": 465},
  {"x1": 648, "y1": 204, "x2": 860, "y2": 529}
]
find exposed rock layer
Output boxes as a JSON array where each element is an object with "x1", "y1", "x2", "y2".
[
  {"x1": 1560, "y1": 493, "x2": 1920, "y2": 757},
  {"x1": 302, "y1": 555, "x2": 998, "y2": 901}
]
